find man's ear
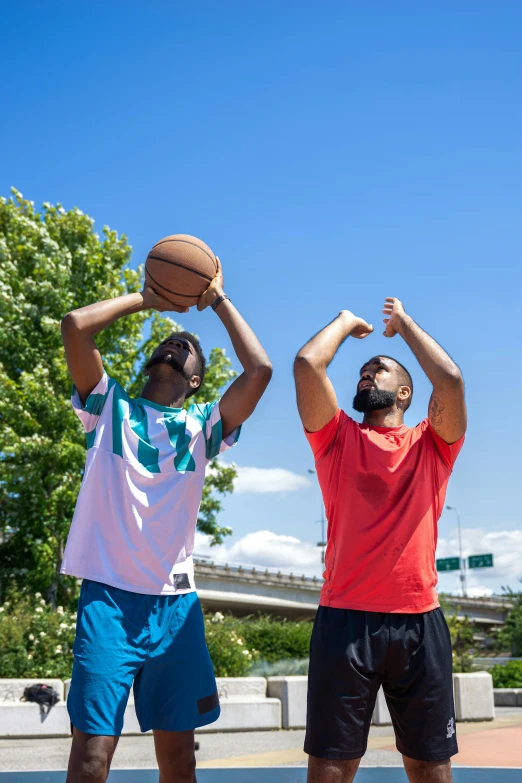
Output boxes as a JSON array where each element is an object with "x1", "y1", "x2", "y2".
[
  {"x1": 398, "y1": 385, "x2": 411, "y2": 402},
  {"x1": 189, "y1": 374, "x2": 201, "y2": 393}
]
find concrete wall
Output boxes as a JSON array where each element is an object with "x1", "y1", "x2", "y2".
[
  {"x1": 494, "y1": 688, "x2": 522, "y2": 707},
  {"x1": 0, "y1": 673, "x2": 502, "y2": 738}
]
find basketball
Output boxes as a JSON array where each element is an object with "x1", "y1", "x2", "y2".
[{"x1": 145, "y1": 234, "x2": 217, "y2": 307}]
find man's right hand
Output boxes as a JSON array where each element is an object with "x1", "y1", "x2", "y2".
[
  {"x1": 339, "y1": 311, "x2": 374, "y2": 339},
  {"x1": 141, "y1": 287, "x2": 189, "y2": 314},
  {"x1": 294, "y1": 310, "x2": 373, "y2": 433}
]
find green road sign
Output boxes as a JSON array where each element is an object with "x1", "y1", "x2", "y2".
[
  {"x1": 468, "y1": 554, "x2": 494, "y2": 569},
  {"x1": 436, "y1": 557, "x2": 461, "y2": 572}
]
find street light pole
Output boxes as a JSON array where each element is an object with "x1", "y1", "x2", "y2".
[
  {"x1": 446, "y1": 505, "x2": 467, "y2": 597},
  {"x1": 319, "y1": 501, "x2": 325, "y2": 565}
]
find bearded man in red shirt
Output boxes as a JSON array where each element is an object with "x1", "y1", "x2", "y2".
[{"x1": 294, "y1": 297, "x2": 466, "y2": 783}]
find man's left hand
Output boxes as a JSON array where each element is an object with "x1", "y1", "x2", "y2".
[
  {"x1": 382, "y1": 297, "x2": 407, "y2": 337},
  {"x1": 198, "y1": 256, "x2": 225, "y2": 311}
]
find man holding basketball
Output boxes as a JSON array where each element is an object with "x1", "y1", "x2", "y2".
[
  {"x1": 60, "y1": 258, "x2": 271, "y2": 783},
  {"x1": 294, "y1": 297, "x2": 466, "y2": 783}
]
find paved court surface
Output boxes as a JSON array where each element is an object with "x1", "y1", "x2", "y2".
[{"x1": 1, "y1": 708, "x2": 520, "y2": 778}]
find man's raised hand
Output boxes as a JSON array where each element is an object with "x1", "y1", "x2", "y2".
[
  {"x1": 141, "y1": 287, "x2": 189, "y2": 314},
  {"x1": 198, "y1": 256, "x2": 225, "y2": 311},
  {"x1": 382, "y1": 297, "x2": 406, "y2": 338},
  {"x1": 340, "y1": 311, "x2": 374, "y2": 339}
]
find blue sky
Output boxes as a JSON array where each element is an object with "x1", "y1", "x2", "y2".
[{"x1": 2, "y1": 1, "x2": 521, "y2": 595}]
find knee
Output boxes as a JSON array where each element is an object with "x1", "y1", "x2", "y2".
[
  {"x1": 159, "y1": 749, "x2": 196, "y2": 782},
  {"x1": 67, "y1": 750, "x2": 109, "y2": 783},
  {"x1": 178, "y1": 749, "x2": 196, "y2": 779},
  {"x1": 403, "y1": 756, "x2": 451, "y2": 767},
  {"x1": 402, "y1": 755, "x2": 452, "y2": 780},
  {"x1": 308, "y1": 755, "x2": 360, "y2": 783}
]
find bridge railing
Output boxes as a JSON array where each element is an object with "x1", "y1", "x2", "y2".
[{"x1": 193, "y1": 554, "x2": 322, "y2": 584}]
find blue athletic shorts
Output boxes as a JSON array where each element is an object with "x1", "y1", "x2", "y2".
[{"x1": 67, "y1": 579, "x2": 220, "y2": 736}]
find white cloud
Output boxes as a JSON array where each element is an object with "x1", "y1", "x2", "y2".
[
  {"x1": 193, "y1": 526, "x2": 522, "y2": 593},
  {"x1": 465, "y1": 585, "x2": 494, "y2": 598},
  {"x1": 436, "y1": 528, "x2": 522, "y2": 594},
  {"x1": 232, "y1": 466, "x2": 311, "y2": 494},
  {"x1": 194, "y1": 529, "x2": 322, "y2": 575}
]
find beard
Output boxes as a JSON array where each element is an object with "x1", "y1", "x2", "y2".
[
  {"x1": 352, "y1": 387, "x2": 397, "y2": 413},
  {"x1": 144, "y1": 353, "x2": 191, "y2": 382}
]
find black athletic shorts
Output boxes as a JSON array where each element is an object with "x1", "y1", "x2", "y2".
[{"x1": 305, "y1": 606, "x2": 458, "y2": 762}]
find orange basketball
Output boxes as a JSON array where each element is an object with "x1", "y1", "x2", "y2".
[{"x1": 145, "y1": 234, "x2": 217, "y2": 307}]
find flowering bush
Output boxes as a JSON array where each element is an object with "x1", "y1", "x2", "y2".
[
  {"x1": 0, "y1": 595, "x2": 314, "y2": 680},
  {"x1": 204, "y1": 612, "x2": 258, "y2": 677},
  {"x1": 204, "y1": 612, "x2": 314, "y2": 677},
  {"x1": 0, "y1": 594, "x2": 76, "y2": 679}
]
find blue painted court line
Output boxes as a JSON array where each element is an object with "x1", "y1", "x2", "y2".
[{"x1": 1, "y1": 768, "x2": 520, "y2": 783}]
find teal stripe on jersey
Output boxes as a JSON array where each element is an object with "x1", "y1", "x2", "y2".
[
  {"x1": 188, "y1": 403, "x2": 220, "y2": 460},
  {"x1": 206, "y1": 418, "x2": 223, "y2": 460},
  {"x1": 165, "y1": 417, "x2": 196, "y2": 473},
  {"x1": 71, "y1": 385, "x2": 108, "y2": 416},
  {"x1": 84, "y1": 393, "x2": 107, "y2": 416},
  {"x1": 129, "y1": 404, "x2": 160, "y2": 473},
  {"x1": 85, "y1": 427, "x2": 97, "y2": 450},
  {"x1": 111, "y1": 381, "x2": 128, "y2": 458}
]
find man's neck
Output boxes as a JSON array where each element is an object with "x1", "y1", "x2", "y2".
[
  {"x1": 140, "y1": 379, "x2": 186, "y2": 409},
  {"x1": 362, "y1": 408, "x2": 404, "y2": 428}
]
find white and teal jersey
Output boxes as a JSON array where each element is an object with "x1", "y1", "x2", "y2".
[{"x1": 61, "y1": 372, "x2": 240, "y2": 595}]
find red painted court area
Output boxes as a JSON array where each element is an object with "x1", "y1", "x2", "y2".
[{"x1": 381, "y1": 719, "x2": 522, "y2": 768}]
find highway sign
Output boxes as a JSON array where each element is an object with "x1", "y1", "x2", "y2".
[
  {"x1": 436, "y1": 557, "x2": 461, "y2": 572},
  {"x1": 468, "y1": 554, "x2": 494, "y2": 569}
]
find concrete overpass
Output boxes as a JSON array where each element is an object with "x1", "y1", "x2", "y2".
[{"x1": 194, "y1": 557, "x2": 513, "y2": 627}]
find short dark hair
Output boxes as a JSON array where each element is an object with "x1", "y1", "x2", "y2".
[
  {"x1": 170, "y1": 331, "x2": 207, "y2": 398},
  {"x1": 379, "y1": 355, "x2": 413, "y2": 411}
]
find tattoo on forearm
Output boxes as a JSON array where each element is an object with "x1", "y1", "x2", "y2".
[{"x1": 429, "y1": 395, "x2": 444, "y2": 432}]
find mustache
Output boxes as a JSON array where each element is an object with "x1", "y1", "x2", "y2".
[{"x1": 144, "y1": 353, "x2": 191, "y2": 381}]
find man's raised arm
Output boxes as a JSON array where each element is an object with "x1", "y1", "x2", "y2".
[
  {"x1": 383, "y1": 297, "x2": 467, "y2": 444},
  {"x1": 293, "y1": 311, "x2": 373, "y2": 433},
  {"x1": 197, "y1": 258, "x2": 272, "y2": 439},
  {"x1": 61, "y1": 289, "x2": 186, "y2": 404}
]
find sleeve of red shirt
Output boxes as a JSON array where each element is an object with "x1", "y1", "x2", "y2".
[
  {"x1": 304, "y1": 408, "x2": 345, "y2": 462},
  {"x1": 427, "y1": 420, "x2": 465, "y2": 471}
]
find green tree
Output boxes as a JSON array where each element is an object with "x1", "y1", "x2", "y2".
[
  {"x1": 0, "y1": 189, "x2": 237, "y2": 606},
  {"x1": 440, "y1": 595, "x2": 478, "y2": 672},
  {"x1": 498, "y1": 586, "x2": 522, "y2": 657}
]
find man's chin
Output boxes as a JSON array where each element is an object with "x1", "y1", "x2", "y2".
[{"x1": 352, "y1": 389, "x2": 397, "y2": 413}]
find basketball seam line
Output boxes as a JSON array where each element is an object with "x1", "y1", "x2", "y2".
[
  {"x1": 151, "y1": 239, "x2": 217, "y2": 271},
  {"x1": 145, "y1": 267, "x2": 201, "y2": 299},
  {"x1": 146, "y1": 254, "x2": 214, "y2": 283}
]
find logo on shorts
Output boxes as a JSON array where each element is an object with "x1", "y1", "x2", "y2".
[{"x1": 446, "y1": 717, "x2": 455, "y2": 739}]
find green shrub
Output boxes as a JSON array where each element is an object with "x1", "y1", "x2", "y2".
[
  {"x1": 0, "y1": 594, "x2": 313, "y2": 680},
  {"x1": 238, "y1": 614, "x2": 313, "y2": 663},
  {"x1": 490, "y1": 660, "x2": 522, "y2": 689},
  {"x1": 498, "y1": 592, "x2": 522, "y2": 657},
  {"x1": 0, "y1": 594, "x2": 75, "y2": 679},
  {"x1": 204, "y1": 612, "x2": 258, "y2": 677},
  {"x1": 439, "y1": 597, "x2": 478, "y2": 673},
  {"x1": 204, "y1": 613, "x2": 313, "y2": 676}
]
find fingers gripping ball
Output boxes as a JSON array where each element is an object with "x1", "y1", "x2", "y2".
[{"x1": 145, "y1": 234, "x2": 218, "y2": 307}]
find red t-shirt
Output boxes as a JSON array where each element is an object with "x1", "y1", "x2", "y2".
[{"x1": 305, "y1": 410, "x2": 464, "y2": 613}]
